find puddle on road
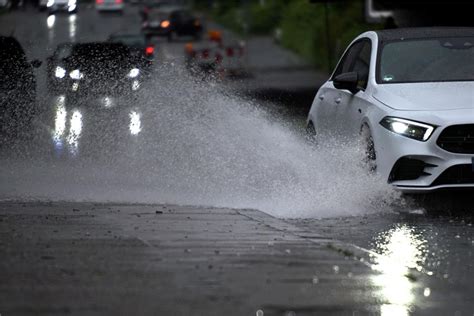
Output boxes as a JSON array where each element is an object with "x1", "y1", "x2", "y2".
[{"x1": 0, "y1": 64, "x2": 400, "y2": 218}]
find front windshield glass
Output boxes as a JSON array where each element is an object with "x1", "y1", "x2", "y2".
[
  {"x1": 378, "y1": 37, "x2": 474, "y2": 83},
  {"x1": 110, "y1": 35, "x2": 146, "y2": 47}
]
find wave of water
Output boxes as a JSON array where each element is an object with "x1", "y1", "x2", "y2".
[{"x1": 0, "y1": 65, "x2": 401, "y2": 218}]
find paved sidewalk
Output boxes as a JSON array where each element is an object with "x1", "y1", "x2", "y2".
[{"x1": 0, "y1": 202, "x2": 446, "y2": 316}]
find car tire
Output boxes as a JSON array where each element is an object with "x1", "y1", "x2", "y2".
[{"x1": 361, "y1": 124, "x2": 377, "y2": 172}]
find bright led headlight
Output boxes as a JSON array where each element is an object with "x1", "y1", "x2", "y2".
[
  {"x1": 128, "y1": 68, "x2": 140, "y2": 78},
  {"x1": 380, "y1": 117, "x2": 435, "y2": 141},
  {"x1": 68, "y1": 0, "x2": 76, "y2": 10},
  {"x1": 47, "y1": 0, "x2": 54, "y2": 7},
  {"x1": 69, "y1": 69, "x2": 83, "y2": 80},
  {"x1": 55, "y1": 66, "x2": 66, "y2": 78}
]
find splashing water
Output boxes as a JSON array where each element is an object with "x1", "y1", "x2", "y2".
[{"x1": 0, "y1": 64, "x2": 400, "y2": 218}]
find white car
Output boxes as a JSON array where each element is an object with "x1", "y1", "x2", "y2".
[
  {"x1": 307, "y1": 28, "x2": 474, "y2": 193},
  {"x1": 95, "y1": 0, "x2": 123, "y2": 12},
  {"x1": 47, "y1": 0, "x2": 77, "y2": 13}
]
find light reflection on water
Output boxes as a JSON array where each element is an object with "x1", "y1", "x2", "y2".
[
  {"x1": 47, "y1": 15, "x2": 55, "y2": 29},
  {"x1": 68, "y1": 14, "x2": 77, "y2": 42},
  {"x1": 53, "y1": 95, "x2": 67, "y2": 144},
  {"x1": 129, "y1": 111, "x2": 141, "y2": 135},
  {"x1": 371, "y1": 225, "x2": 427, "y2": 315},
  {"x1": 52, "y1": 96, "x2": 83, "y2": 156},
  {"x1": 47, "y1": 15, "x2": 55, "y2": 43},
  {"x1": 51, "y1": 96, "x2": 143, "y2": 155},
  {"x1": 67, "y1": 110, "x2": 82, "y2": 156}
]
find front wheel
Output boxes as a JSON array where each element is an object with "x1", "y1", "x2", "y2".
[{"x1": 360, "y1": 124, "x2": 376, "y2": 172}]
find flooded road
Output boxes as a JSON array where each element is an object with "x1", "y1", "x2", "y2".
[
  {"x1": 0, "y1": 7, "x2": 396, "y2": 216},
  {"x1": 290, "y1": 212, "x2": 474, "y2": 315},
  {"x1": 0, "y1": 5, "x2": 473, "y2": 315}
]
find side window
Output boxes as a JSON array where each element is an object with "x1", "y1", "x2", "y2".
[
  {"x1": 352, "y1": 41, "x2": 371, "y2": 89},
  {"x1": 332, "y1": 39, "x2": 372, "y2": 89},
  {"x1": 332, "y1": 41, "x2": 364, "y2": 79}
]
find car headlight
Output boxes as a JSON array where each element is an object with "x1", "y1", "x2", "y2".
[
  {"x1": 380, "y1": 117, "x2": 435, "y2": 141},
  {"x1": 47, "y1": 0, "x2": 54, "y2": 7},
  {"x1": 69, "y1": 69, "x2": 83, "y2": 80},
  {"x1": 55, "y1": 66, "x2": 66, "y2": 78},
  {"x1": 128, "y1": 68, "x2": 140, "y2": 78}
]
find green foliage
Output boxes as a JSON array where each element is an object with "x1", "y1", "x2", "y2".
[
  {"x1": 280, "y1": 0, "x2": 379, "y2": 71},
  {"x1": 247, "y1": 0, "x2": 286, "y2": 34}
]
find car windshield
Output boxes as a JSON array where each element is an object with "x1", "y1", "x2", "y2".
[
  {"x1": 378, "y1": 36, "x2": 474, "y2": 83},
  {"x1": 110, "y1": 35, "x2": 146, "y2": 47},
  {"x1": 0, "y1": 38, "x2": 26, "y2": 67},
  {"x1": 70, "y1": 43, "x2": 130, "y2": 62},
  {"x1": 148, "y1": 11, "x2": 169, "y2": 20}
]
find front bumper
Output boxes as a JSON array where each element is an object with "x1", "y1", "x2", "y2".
[{"x1": 373, "y1": 113, "x2": 474, "y2": 193}]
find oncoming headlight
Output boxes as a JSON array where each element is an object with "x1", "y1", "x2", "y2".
[
  {"x1": 69, "y1": 69, "x2": 83, "y2": 80},
  {"x1": 55, "y1": 66, "x2": 66, "y2": 78},
  {"x1": 47, "y1": 0, "x2": 54, "y2": 7},
  {"x1": 380, "y1": 117, "x2": 435, "y2": 141},
  {"x1": 128, "y1": 68, "x2": 140, "y2": 78}
]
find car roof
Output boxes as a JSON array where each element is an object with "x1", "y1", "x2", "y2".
[
  {"x1": 0, "y1": 36, "x2": 27, "y2": 61},
  {"x1": 69, "y1": 42, "x2": 131, "y2": 59},
  {"x1": 0, "y1": 36, "x2": 25, "y2": 52},
  {"x1": 71, "y1": 42, "x2": 129, "y2": 50},
  {"x1": 375, "y1": 27, "x2": 474, "y2": 43},
  {"x1": 110, "y1": 33, "x2": 145, "y2": 38}
]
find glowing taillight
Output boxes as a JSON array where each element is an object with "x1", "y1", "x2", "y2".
[
  {"x1": 96, "y1": 0, "x2": 103, "y2": 4},
  {"x1": 115, "y1": 0, "x2": 122, "y2": 4},
  {"x1": 145, "y1": 46, "x2": 154, "y2": 55}
]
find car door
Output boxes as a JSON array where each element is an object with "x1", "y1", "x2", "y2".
[
  {"x1": 333, "y1": 39, "x2": 372, "y2": 138},
  {"x1": 317, "y1": 40, "x2": 365, "y2": 137}
]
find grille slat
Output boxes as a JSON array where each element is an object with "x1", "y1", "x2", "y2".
[
  {"x1": 432, "y1": 164, "x2": 474, "y2": 186},
  {"x1": 437, "y1": 124, "x2": 474, "y2": 154}
]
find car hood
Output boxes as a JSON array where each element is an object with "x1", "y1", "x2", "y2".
[{"x1": 373, "y1": 82, "x2": 474, "y2": 111}]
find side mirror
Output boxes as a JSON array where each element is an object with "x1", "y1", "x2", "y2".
[
  {"x1": 333, "y1": 72, "x2": 359, "y2": 94},
  {"x1": 31, "y1": 59, "x2": 42, "y2": 68}
]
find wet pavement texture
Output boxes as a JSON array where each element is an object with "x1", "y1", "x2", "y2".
[
  {"x1": 1, "y1": 201, "x2": 469, "y2": 316},
  {"x1": 290, "y1": 211, "x2": 474, "y2": 314}
]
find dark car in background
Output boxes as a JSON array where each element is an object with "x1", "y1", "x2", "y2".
[
  {"x1": 46, "y1": 42, "x2": 145, "y2": 98},
  {"x1": 141, "y1": 5, "x2": 203, "y2": 42},
  {"x1": 108, "y1": 33, "x2": 155, "y2": 69},
  {"x1": 0, "y1": 36, "x2": 40, "y2": 135}
]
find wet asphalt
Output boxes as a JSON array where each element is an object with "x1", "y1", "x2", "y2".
[{"x1": 1, "y1": 201, "x2": 472, "y2": 316}]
